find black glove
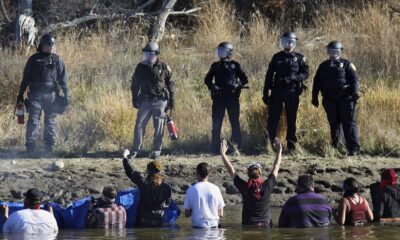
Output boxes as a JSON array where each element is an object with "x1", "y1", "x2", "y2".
[
  {"x1": 17, "y1": 94, "x2": 24, "y2": 104},
  {"x1": 262, "y1": 95, "x2": 269, "y2": 105},
  {"x1": 211, "y1": 85, "x2": 220, "y2": 98},
  {"x1": 65, "y1": 96, "x2": 70, "y2": 107},
  {"x1": 352, "y1": 92, "x2": 360, "y2": 102},
  {"x1": 168, "y1": 98, "x2": 175, "y2": 110},
  {"x1": 211, "y1": 85, "x2": 220, "y2": 92},
  {"x1": 132, "y1": 98, "x2": 140, "y2": 109},
  {"x1": 311, "y1": 98, "x2": 319, "y2": 108},
  {"x1": 281, "y1": 76, "x2": 291, "y2": 88}
]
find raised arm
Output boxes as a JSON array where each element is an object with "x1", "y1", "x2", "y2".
[
  {"x1": 122, "y1": 150, "x2": 145, "y2": 188},
  {"x1": 271, "y1": 138, "x2": 282, "y2": 178},
  {"x1": 220, "y1": 139, "x2": 236, "y2": 179}
]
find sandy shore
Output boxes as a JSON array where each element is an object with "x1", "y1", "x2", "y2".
[{"x1": 0, "y1": 153, "x2": 397, "y2": 207}]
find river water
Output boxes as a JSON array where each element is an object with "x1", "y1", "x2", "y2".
[{"x1": 2, "y1": 206, "x2": 400, "y2": 239}]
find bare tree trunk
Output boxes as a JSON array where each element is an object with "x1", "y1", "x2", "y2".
[{"x1": 147, "y1": 0, "x2": 177, "y2": 43}]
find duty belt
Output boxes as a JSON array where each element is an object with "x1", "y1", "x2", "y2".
[{"x1": 143, "y1": 94, "x2": 167, "y2": 101}]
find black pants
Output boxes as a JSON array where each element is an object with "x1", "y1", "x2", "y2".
[
  {"x1": 322, "y1": 97, "x2": 360, "y2": 152},
  {"x1": 267, "y1": 90, "x2": 299, "y2": 149},
  {"x1": 211, "y1": 95, "x2": 241, "y2": 153}
]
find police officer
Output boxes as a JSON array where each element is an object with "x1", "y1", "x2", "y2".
[
  {"x1": 205, "y1": 42, "x2": 248, "y2": 154},
  {"x1": 263, "y1": 32, "x2": 309, "y2": 150},
  {"x1": 131, "y1": 42, "x2": 174, "y2": 159},
  {"x1": 312, "y1": 41, "x2": 360, "y2": 155},
  {"x1": 17, "y1": 33, "x2": 70, "y2": 153}
]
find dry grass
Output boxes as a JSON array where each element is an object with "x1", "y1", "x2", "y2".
[{"x1": 0, "y1": 1, "x2": 399, "y2": 156}]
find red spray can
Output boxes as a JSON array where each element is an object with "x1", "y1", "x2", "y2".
[
  {"x1": 166, "y1": 116, "x2": 178, "y2": 140},
  {"x1": 16, "y1": 102, "x2": 25, "y2": 124}
]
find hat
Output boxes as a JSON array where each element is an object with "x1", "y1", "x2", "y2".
[
  {"x1": 247, "y1": 163, "x2": 261, "y2": 171},
  {"x1": 147, "y1": 160, "x2": 163, "y2": 175},
  {"x1": 102, "y1": 186, "x2": 117, "y2": 200},
  {"x1": 23, "y1": 188, "x2": 44, "y2": 204}
]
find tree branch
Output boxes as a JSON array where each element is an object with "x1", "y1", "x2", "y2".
[
  {"x1": 169, "y1": 7, "x2": 201, "y2": 16},
  {"x1": 40, "y1": 12, "x2": 146, "y2": 34},
  {"x1": 0, "y1": 0, "x2": 11, "y2": 23}
]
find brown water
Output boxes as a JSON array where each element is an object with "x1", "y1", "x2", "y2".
[{"x1": 3, "y1": 206, "x2": 400, "y2": 239}]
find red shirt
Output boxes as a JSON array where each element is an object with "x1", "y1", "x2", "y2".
[{"x1": 345, "y1": 195, "x2": 368, "y2": 225}]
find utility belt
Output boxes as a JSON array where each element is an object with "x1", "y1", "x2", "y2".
[
  {"x1": 142, "y1": 95, "x2": 167, "y2": 101},
  {"x1": 29, "y1": 86, "x2": 57, "y2": 94},
  {"x1": 321, "y1": 85, "x2": 351, "y2": 100}
]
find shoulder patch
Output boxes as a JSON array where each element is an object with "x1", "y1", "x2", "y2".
[
  {"x1": 166, "y1": 64, "x2": 172, "y2": 72},
  {"x1": 302, "y1": 57, "x2": 306, "y2": 63},
  {"x1": 349, "y1": 63, "x2": 357, "y2": 71}
]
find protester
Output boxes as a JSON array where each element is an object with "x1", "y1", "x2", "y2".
[
  {"x1": 87, "y1": 186, "x2": 126, "y2": 228},
  {"x1": 1, "y1": 188, "x2": 58, "y2": 234},
  {"x1": 183, "y1": 162, "x2": 225, "y2": 228},
  {"x1": 219, "y1": 138, "x2": 281, "y2": 227},
  {"x1": 122, "y1": 150, "x2": 172, "y2": 227},
  {"x1": 278, "y1": 175, "x2": 332, "y2": 228},
  {"x1": 335, "y1": 177, "x2": 373, "y2": 225},
  {"x1": 370, "y1": 169, "x2": 400, "y2": 221}
]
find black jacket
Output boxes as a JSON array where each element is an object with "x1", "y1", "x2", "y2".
[
  {"x1": 123, "y1": 158, "x2": 171, "y2": 227},
  {"x1": 370, "y1": 182, "x2": 400, "y2": 220},
  {"x1": 131, "y1": 59, "x2": 174, "y2": 107},
  {"x1": 312, "y1": 58, "x2": 359, "y2": 101},
  {"x1": 19, "y1": 52, "x2": 69, "y2": 97},
  {"x1": 204, "y1": 60, "x2": 248, "y2": 98},
  {"x1": 264, "y1": 51, "x2": 309, "y2": 95}
]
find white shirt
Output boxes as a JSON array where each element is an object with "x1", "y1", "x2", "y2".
[
  {"x1": 3, "y1": 209, "x2": 58, "y2": 235},
  {"x1": 183, "y1": 181, "x2": 225, "y2": 228}
]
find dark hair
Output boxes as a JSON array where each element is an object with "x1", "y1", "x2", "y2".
[
  {"x1": 297, "y1": 175, "x2": 314, "y2": 192},
  {"x1": 343, "y1": 177, "x2": 359, "y2": 197},
  {"x1": 196, "y1": 162, "x2": 210, "y2": 179}
]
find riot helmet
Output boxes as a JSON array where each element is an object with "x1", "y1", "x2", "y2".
[
  {"x1": 279, "y1": 32, "x2": 297, "y2": 51},
  {"x1": 327, "y1": 41, "x2": 343, "y2": 60},
  {"x1": 216, "y1": 42, "x2": 234, "y2": 59}
]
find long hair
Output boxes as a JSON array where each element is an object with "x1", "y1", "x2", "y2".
[{"x1": 343, "y1": 177, "x2": 359, "y2": 197}]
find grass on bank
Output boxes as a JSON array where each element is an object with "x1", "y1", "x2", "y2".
[{"x1": 0, "y1": 1, "x2": 399, "y2": 156}]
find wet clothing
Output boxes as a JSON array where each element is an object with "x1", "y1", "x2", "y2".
[
  {"x1": 344, "y1": 195, "x2": 369, "y2": 226},
  {"x1": 204, "y1": 60, "x2": 248, "y2": 153},
  {"x1": 87, "y1": 200, "x2": 127, "y2": 229},
  {"x1": 370, "y1": 183, "x2": 400, "y2": 220},
  {"x1": 3, "y1": 209, "x2": 58, "y2": 234},
  {"x1": 312, "y1": 58, "x2": 360, "y2": 152},
  {"x1": 131, "y1": 60, "x2": 174, "y2": 154},
  {"x1": 18, "y1": 52, "x2": 69, "y2": 150},
  {"x1": 263, "y1": 51, "x2": 309, "y2": 149},
  {"x1": 234, "y1": 174, "x2": 276, "y2": 226},
  {"x1": 183, "y1": 181, "x2": 225, "y2": 228},
  {"x1": 278, "y1": 191, "x2": 332, "y2": 228},
  {"x1": 123, "y1": 158, "x2": 171, "y2": 227}
]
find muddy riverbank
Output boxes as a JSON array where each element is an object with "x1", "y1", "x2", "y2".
[{"x1": 0, "y1": 153, "x2": 398, "y2": 208}]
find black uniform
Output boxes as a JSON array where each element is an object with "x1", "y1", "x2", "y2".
[
  {"x1": 18, "y1": 52, "x2": 69, "y2": 151},
  {"x1": 204, "y1": 60, "x2": 248, "y2": 153},
  {"x1": 123, "y1": 158, "x2": 171, "y2": 227},
  {"x1": 312, "y1": 58, "x2": 360, "y2": 153},
  {"x1": 263, "y1": 51, "x2": 309, "y2": 149}
]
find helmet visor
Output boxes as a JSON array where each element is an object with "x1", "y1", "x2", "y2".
[
  {"x1": 280, "y1": 37, "x2": 296, "y2": 50},
  {"x1": 215, "y1": 47, "x2": 232, "y2": 59},
  {"x1": 327, "y1": 49, "x2": 341, "y2": 60},
  {"x1": 142, "y1": 52, "x2": 157, "y2": 64}
]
